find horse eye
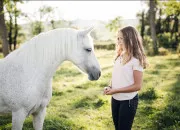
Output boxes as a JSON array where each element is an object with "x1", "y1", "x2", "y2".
[{"x1": 85, "y1": 48, "x2": 92, "y2": 52}]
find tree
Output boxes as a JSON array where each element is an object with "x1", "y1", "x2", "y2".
[
  {"x1": 0, "y1": 0, "x2": 9, "y2": 57},
  {"x1": 156, "y1": 8, "x2": 162, "y2": 34},
  {"x1": 32, "y1": 5, "x2": 54, "y2": 35},
  {"x1": 5, "y1": 0, "x2": 22, "y2": 51},
  {"x1": 106, "y1": 16, "x2": 122, "y2": 32},
  {"x1": 137, "y1": 10, "x2": 145, "y2": 39},
  {"x1": 50, "y1": 20, "x2": 55, "y2": 29},
  {"x1": 32, "y1": 21, "x2": 44, "y2": 35},
  {"x1": 137, "y1": 0, "x2": 180, "y2": 52},
  {"x1": 149, "y1": 0, "x2": 158, "y2": 55},
  {"x1": 6, "y1": 0, "x2": 13, "y2": 51},
  {"x1": 13, "y1": 1, "x2": 20, "y2": 50},
  {"x1": 163, "y1": 1, "x2": 180, "y2": 49}
]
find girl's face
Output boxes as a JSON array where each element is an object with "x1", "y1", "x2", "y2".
[{"x1": 116, "y1": 31, "x2": 126, "y2": 52}]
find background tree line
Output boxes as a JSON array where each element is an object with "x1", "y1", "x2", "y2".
[
  {"x1": 137, "y1": 0, "x2": 180, "y2": 55},
  {"x1": 0, "y1": 0, "x2": 55, "y2": 57},
  {"x1": 0, "y1": 0, "x2": 180, "y2": 57},
  {"x1": 106, "y1": 0, "x2": 180, "y2": 56}
]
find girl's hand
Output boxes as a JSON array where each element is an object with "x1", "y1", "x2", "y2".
[
  {"x1": 103, "y1": 86, "x2": 111, "y2": 94},
  {"x1": 103, "y1": 87, "x2": 117, "y2": 95}
]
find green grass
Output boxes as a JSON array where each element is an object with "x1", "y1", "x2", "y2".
[{"x1": 0, "y1": 50, "x2": 180, "y2": 130}]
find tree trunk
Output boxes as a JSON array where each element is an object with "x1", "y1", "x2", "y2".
[
  {"x1": 141, "y1": 10, "x2": 145, "y2": 39},
  {"x1": 0, "y1": 0, "x2": 9, "y2": 57},
  {"x1": 165, "y1": 16, "x2": 170, "y2": 32},
  {"x1": 13, "y1": 3, "x2": 18, "y2": 50},
  {"x1": 173, "y1": 15, "x2": 179, "y2": 49},
  {"x1": 8, "y1": 11, "x2": 13, "y2": 51},
  {"x1": 13, "y1": 17, "x2": 17, "y2": 50},
  {"x1": 51, "y1": 20, "x2": 55, "y2": 29},
  {"x1": 156, "y1": 8, "x2": 162, "y2": 34},
  {"x1": 149, "y1": 0, "x2": 158, "y2": 55}
]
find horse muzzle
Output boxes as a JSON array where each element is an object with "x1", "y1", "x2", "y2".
[{"x1": 88, "y1": 68, "x2": 101, "y2": 81}]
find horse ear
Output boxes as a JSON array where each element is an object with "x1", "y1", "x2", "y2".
[{"x1": 78, "y1": 26, "x2": 94, "y2": 37}]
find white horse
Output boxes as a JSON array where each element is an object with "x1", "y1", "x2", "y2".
[{"x1": 0, "y1": 27, "x2": 101, "y2": 130}]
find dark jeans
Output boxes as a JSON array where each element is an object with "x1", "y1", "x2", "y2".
[{"x1": 111, "y1": 94, "x2": 138, "y2": 130}]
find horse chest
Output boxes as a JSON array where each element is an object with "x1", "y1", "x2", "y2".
[{"x1": 28, "y1": 80, "x2": 52, "y2": 114}]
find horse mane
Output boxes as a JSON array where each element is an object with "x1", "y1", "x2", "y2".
[{"x1": 5, "y1": 28, "x2": 78, "y2": 66}]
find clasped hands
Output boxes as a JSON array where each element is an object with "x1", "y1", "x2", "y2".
[{"x1": 103, "y1": 86, "x2": 117, "y2": 95}]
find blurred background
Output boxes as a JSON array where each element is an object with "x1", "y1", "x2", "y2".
[{"x1": 0, "y1": 0, "x2": 179, "y2": 130}]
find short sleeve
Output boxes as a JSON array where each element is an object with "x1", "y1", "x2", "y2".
[{"x1": 133, "y1": 58, "x2": 143, "y2": 72}]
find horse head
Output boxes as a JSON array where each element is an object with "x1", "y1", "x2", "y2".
[{"x1": 68, "y1": 27, "x2": 101, "y2": 81}]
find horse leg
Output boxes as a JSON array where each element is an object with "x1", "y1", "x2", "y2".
[
  {"x1": 12, "y1": 109, "x2": 27, "y2": 130},
  {"x1": 32, "y1": 107, "x2": 46, "y2": 130}
]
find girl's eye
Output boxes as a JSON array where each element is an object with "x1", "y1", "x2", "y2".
[
  {"x1": 86, "y1": 48, "x2": 92, "y2": 52},
  {"x1": 117, "y1": 38, "x2": 119, "y2": 40}
]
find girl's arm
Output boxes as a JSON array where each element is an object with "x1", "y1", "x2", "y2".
[{"x1": 105, "y1": 70, "x2": 143, "y2": 95}]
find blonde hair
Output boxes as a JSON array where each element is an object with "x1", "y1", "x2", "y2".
[{"x1": 115, "y1": 26, "x2": 148, "y2": 69}]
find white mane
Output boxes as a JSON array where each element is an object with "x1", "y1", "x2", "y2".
[{"x1": 5, "y1": 28, "x2": 79, "y2": 67}]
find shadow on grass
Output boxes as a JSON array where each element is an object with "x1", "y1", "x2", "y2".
[
  {"x1": 0, "y1": 114, "x2": 11, "y2": 130},
  {"x1": 52, "y1": 91, "x2": 64, "y2": 96},
  {"x1": 166, "y1": 58, "x2": 180, "y2": 68},
  {"x1": 147, "y1": 56, "x2": 180, "y2": 129},
  {"x1": 73, "y1": 96, "x2": 107, "y2": 109},
  {"x1": 139, "y1": 87, "x2": 158, "y2": 100},
  {"x1": 152, "y1": 79, "x2": 180, "y2": 129},
  {"x1": 0, "y1": 116, "x2": 79, "y2": 130},
  {"x1": 155, "y1": 64, "x2": 168, "y2": 69}
]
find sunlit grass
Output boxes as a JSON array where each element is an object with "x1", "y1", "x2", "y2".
[{"x1": 0, "y1": 50, "x2": 179, "y2": 129}]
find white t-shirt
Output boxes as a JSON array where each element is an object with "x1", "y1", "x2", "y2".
[{"x1": 111, "y1": 56, "x2": 143, "y2": 101}]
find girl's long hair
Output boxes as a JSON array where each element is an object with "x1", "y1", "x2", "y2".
[{"x1": 115, "y1": 26, "x2": 148, "y2": 69}]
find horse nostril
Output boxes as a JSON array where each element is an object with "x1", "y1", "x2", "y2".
[{"x1": 99, "y1": 71, "x2": 101, "y2": 77}]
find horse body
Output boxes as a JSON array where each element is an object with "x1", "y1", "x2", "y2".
[
  {"x1": 0, "y1": 27, "x2": 101, "y2": 130},
  {"x1": 0, "y1": 57, "x2": 52, "y2": 115}
]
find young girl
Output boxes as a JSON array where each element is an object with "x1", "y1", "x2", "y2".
[{"x1": 104, "y1": 26, "x2": 148, "y2": 130}]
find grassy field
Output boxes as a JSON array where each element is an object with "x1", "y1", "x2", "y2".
[{"x1": 0, "y1": 49, "x2": 180, "y2": 130}]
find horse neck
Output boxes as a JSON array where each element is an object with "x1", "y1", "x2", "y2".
[{"x1": 12, "y1": 29, "x2": 78, "y2": 78}]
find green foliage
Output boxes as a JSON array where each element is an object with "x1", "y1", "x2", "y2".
[
  {"x1": 94, "y1": 43, "x2": 115, "y2": 50},
  {"x1": 163, "y1": 1, "x2": 180, "y2": 16},
  {"x1": 32, "y1": 21, "x2": 44, "y2": 36},
  {"x1": 143, "y1": 35, "x2": 154, "y2": 56},
  {"x1": 143, "y1": 34, "x2": 173, "y2": 56},
  {"x1": 39, "y1": 5, "x2": 53, "y2": 15},
  {"x1": 4, "y1": 0, "x2": 22, "y2": 50},
  {"x1": 94, "y1": 40, "x2": 115, "y2": 50},
  {"x1": 137, "y1": 1, "x2": 180, "y2": 53},
  {"x1": 28, "y1": 5, "x2": 55, "y2": 36},
  {"x1": 157, "y1": 32, "x2": 176, "y2": 49},
  {"x1": 106, "y1": 16, "x2": 122, "y2": 32}
]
